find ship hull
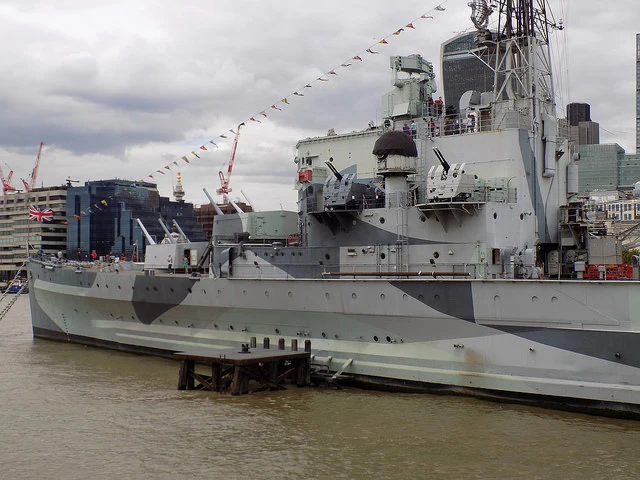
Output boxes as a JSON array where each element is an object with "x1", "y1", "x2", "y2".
[{"x1": 27, "y1": 261, "x2": 640, "y2": 418}]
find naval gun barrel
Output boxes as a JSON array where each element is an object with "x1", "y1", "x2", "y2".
[
  {"x1": 325, "y1": 161, "x2": 343, "y2": 181},
  {"x1": 433, "y1": 147, "x2": 450, "y2": 174}
]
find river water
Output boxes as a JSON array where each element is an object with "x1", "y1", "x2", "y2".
[{"x1": 2, "y1": 296, "x2": 640, "y2": 479}]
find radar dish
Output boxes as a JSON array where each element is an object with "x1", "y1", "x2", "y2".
[{"x1": 468, "y1": 0, "x2": 493, "y2": 30}]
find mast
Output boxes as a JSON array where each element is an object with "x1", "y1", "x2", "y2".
[{"x1": 473, "y1": 1, "x2": 563, "y2": 245}]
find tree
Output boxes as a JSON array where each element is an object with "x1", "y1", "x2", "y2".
[{"x1": 622, "y1": 248, "x2": 639, "y2": 265}]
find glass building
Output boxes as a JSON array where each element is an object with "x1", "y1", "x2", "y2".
[
  {"x1": 636, "y1": 34, "x2": 640, "y2": 153},
  {"x1": 441, "y1": 32, "x2": 496, "y2": 114},
  {"x1": 574, "y1": 144, "x2": 625, "y2": 194},
  {"x1": 66, "y1": 179, "x2": 205, "y2": 260}
]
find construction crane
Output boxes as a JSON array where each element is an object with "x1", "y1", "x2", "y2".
[
  {"x1": 216, "y1": 124, "x2": 242, "y2": 198},
  {"x1": 22, "y1": 141, "x2": 44, "y2": 192},
  {"x1": 0, "y1": 163, "x2": 16, "y2": 195}
]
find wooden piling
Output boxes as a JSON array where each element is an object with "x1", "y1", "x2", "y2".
[{"x1": 175, "y1": 341, "x2": 311, "y2": 395}]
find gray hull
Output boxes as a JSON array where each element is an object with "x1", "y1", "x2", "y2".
[{"x1": 28, "y1": 261, "x2": 640, "y2": 417}]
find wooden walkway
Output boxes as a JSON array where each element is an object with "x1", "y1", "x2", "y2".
[{"x1": 175, "y1": 338, "x2": 311, "y2": 395}]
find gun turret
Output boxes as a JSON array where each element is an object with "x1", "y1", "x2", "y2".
[
  {"x1": 433, "y1": 147, "x2": 450, "y2": 174},
  {"x1": 325, "y1": 161, "x2": 343, "y2": 181}
]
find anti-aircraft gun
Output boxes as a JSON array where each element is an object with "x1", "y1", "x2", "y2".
[{"x1": 323, "y1": 160, "x2": 376, "y2": 211}]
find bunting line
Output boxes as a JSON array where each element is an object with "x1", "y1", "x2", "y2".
[{"x1": 76, "y1": 2, "x2": 449, "y2": 220}]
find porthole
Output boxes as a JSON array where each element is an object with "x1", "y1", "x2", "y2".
[
  {"x1": 325, "y1": 253, "x2": 330, "y2": 260},
  {"x1": 243, "y1": 290, "x2": 247, "y2": 295},
  {"x1": 494, "y1": 295, "x2": 500, "y2": 302},
  {"x1": 532, "y1": 295, "x2": 538, "y2": 302},
  {"x1": 288, "y1": 291, "x2": 293, "y2": 298},
  {"x1": 264, "y1": 291, "x2": 269, "y2": 297},
  {"x1": 229, "y1": 325, "x2": 234, "y2": 330},
  {"x1": 380, "y1": 293, "x2": 386, "y2": 300},
  {"x1": 551, "y1": 296, "x2": 559, "y2": 304},
  {"x1": 379, "y1": 217, "x2": 386, "y2": 224},
  {"x1": 352, "y1": 292, "x2": 357, "y2": 299},
  {"x1": 493, "y1": 212, "x2": 498, "y2": 220},
  {"x1": 373, "y1": 336, "x2": 379, "y2": 342},
  {"x1": 433, "y1": 251, "x2": 440, "y2": 259},
  {"x1": 170, "y1": 288, "x2": 174, "y2": 292},
  {"x1": 325, "y1": 292, "x2": 330, "y2": 299},
  {"x1": 420, "y1": 215, "x2": 426, "y2": 222},
  {"x1": 322, "y1": 332, "x2": 327, "y2": 338},
  {"x1": 386, "y1": 336, "x2": 392, "y2": 343},
  {"x1": 380, "y1": 253, "x2": 386, "y2": 259},
  {"x1": 275, "y1": 328, "x2": 280, "y2": 334}
]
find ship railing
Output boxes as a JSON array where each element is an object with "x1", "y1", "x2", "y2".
[
  {"x1": 414, "y1": 108, "x2": 533, "y2": 141},
  {"x1": 334, "y1": 262, "x2": 479, "y2": 279}
]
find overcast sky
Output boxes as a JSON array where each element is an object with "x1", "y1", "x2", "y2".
[{"x1": 1, "y1": 0, "x2": 638, "y2": 211}]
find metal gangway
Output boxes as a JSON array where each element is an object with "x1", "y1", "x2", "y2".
[{"x1": 0, "y1": 259, "x2": 29, "y2": 322}]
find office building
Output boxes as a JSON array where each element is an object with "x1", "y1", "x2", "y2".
[
  {"x1": 0, "y1": 186, "x2": 68, "y2": 283},
  {"x1": 66, "y1": 179, "x2": 205, "y2": 261},
  {"x1": 440, "y1": 31, "x2": 496, "y2": 114}
]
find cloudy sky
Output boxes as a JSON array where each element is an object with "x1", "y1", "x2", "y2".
[{"x1": 1, "y1": 0, "x2": 638, "y2": 211}]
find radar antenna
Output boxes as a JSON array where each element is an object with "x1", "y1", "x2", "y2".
[{"x1": 468, "y1": 0, "x2": 493, "y2": 30}]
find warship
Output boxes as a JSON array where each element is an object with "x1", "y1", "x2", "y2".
[{"x1": 27, "y1": 1, "x2": 640, "y2": 417}]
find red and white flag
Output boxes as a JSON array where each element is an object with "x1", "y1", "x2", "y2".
[{"x1": 29, "y1": 205, "x2": 53, "y2": 222}]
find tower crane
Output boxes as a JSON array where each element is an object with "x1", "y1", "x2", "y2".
[
  {"x1": 216, "y1": 124, "x2": 242, "y2": 198},
  {"x1": 22, "y1": 141, "x2": 44, "y2": 192},
  {"x1": 0, "y1": 163, "x2": 16, "y2": 195}
]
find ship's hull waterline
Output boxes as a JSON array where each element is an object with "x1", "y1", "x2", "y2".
[{"x1": 28, "y1": 263, "x2": 640, "y2": 417}]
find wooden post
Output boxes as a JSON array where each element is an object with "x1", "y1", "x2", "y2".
[
  {"x1": 305, "y1": 339, "x2": 311, "y2": 352},
  {"x1": 291, "y1": 339, "x2": 298, "y2": 351},
  {"x1": 211, "y1": 363, "x2": 222, "y2": 392},
  {"x1": 278, "y1": 338, "x2": 285, "y2": 350},
  {"x1": 263, "y1": 337, "x2": 270, "y2": 349},
  {"x1": 177, "y1": 359, "x2": 195, "y2": 390},
  {"x1": 231, "y1": 365, "x2": 243, "y2": 395},
  {"x1": 250, "y1": 336, "x2": 257, "y2": 348},
  {"x1": 295, "y1": 358, "x2": 307, "y2": 387}
]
